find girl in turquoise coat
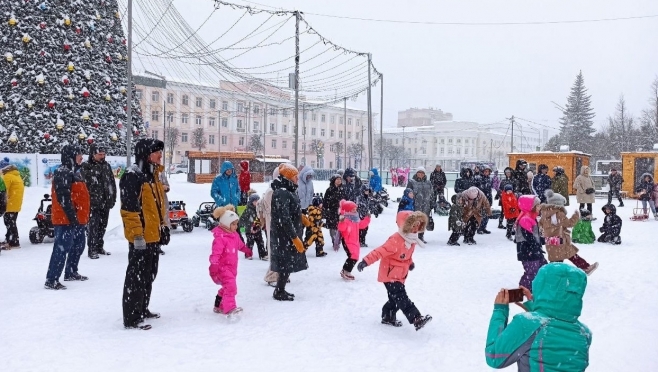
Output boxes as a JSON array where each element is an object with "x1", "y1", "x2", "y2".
[{"x1": 485, "y1": 263, "x2": 592, "y2": 371}]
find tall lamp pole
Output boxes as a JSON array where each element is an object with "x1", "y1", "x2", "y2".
[{"x1": 125, "y1": 0, "x2": 133, "y2": 165}]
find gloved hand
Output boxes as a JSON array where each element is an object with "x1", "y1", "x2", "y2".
[
  {"x1": 409, "y1": 262, "x2": 415, "y2": 271},
  {"x1": 456, "y1": 221, "x2": 463, "y2": 226},
  {"x1": 357, "y1": 260, "x2": 368, "y2": 272},
  {"x1": 134, "y1": 235, "x2": 147, "y2": 250},
  {"x1": 209, "y1": 265, "x2": 222, "y2": 284},
  {"x1": 292, "y1": 237, "x2": 305, "y2": 253},
  {"x1": 599, "y1": 227, "x2": 604, "y2": 233}
]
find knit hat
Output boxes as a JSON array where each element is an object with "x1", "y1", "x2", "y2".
[
  {"x1": 545, "y1": 189, "x2": 566, "y2": 206},
  {"x1": 416, "y1": 166, "x2": 426, "y2": 174},
  {"x1": 278, "y1": 163, "x2": 299, "y2": 182},
  {"x1": 339, "y1": 199, "x2": 357, "y2": 214},
  {"x1": 213, "y1": 205, "x2": 239, "y2": 227},
  {"x1": 248, "y1": 193, "x2": 260, "y2": 203},
  {"x1": 504, "y1": 184, "x2": 513, "y2": 191},
  {"x1": 312, "y1": 195, "x2": 323, "y2": 207},
  {"x1": 0, "y1": 157, "x2": 10, "y2": 169}
]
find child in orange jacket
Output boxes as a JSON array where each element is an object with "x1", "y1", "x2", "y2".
[
  {"x1": 357, "y1": 211, "x2": 433, "y2": 331},
  {"x1": 336, "y1": 200, "x2": 370, "y2": 280},
  {"x1": 501, "y1": 184, "x2": 520, "y2": 240}
]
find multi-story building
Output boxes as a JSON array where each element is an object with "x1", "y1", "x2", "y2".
[
  {"x1": 377, "y1": 120, "x2": 543, "y2": 171},
  {"x1": 397, "y1": 107, "x2": 453, "y2": 127},
  {"x1": 134, "y1": 75, "x2": 370, "y2": 169}
]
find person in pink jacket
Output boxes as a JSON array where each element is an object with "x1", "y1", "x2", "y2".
[
  {"x1": 357, "y1": 210, "x2": 433, "y2": 331},
  {"x1": 335, "y1": 200, "x2": 370, "y2": 281},
  {"x1": 209, "y1": 205, "x2": 252, "y2": 317}
]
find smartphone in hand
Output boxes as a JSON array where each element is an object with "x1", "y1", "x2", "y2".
[{"x1": 507, "y1": 288, "x2": 525, "y2": 303}]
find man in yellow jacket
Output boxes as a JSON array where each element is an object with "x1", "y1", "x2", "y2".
[
  {"x1": 0, "y1": 160, "x2": 25, "y2": 249},
  {"x1": 120, "y1": 139, "x2": 167, "y2": 330}
]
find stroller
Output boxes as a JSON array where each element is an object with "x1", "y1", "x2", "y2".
[
  {"x1": 375, "y1": 188, "x2": 390, "y2": 207},
  {"x1": 435, "y1": 193, "x2": 451, "y2": 216},
  {"x1": 192, "y1": 202, "x2": 218, "y2": 230},
  {"x1": 29, "y1": 194, "x2": 55, "y2": 244}
]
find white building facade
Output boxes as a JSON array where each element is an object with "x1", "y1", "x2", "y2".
[{"x1": 134, "y1": 76, "x2": 370, "y2": 169}]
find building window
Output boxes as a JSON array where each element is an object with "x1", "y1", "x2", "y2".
[
  {"x1": 239, "y1": 137, "x2": 244, "y2": 146},
  {"x1": 135, "y1": 89, "x2": 143, "y2": 100},
  {"x1": 151, "y1": 130, "x2": 159, "y2": 140},
  {"x1": 283, "y1": 109, "x2": 288, "y2": 117},
  {"x1": 254, "y1": 105, "x2": 260, "y2": 114},
  {"x1": 270, "y1": 123, "x2": 276, "y2": 133},
  {"x1": 253, "y1": 121, "x2": 259, "y2": 131},
  {"x1": 339, "y1": 117, "x2": 343, "y2": 125},
  {"x1": 321, "y1": 114, "x2": 326, "y2": 122},
  {"x1": 465, "y1": 139, "x2": 469, "y2": 144},
  {"x1": 464, "y1": 148, "x2": 468, "y2": 155},
  {"x1": 302, "y1": 126, "x2": 306, "y2": 135},
  {"x1": 222, "y1": 118, "x2": 228, "y2": 127},
  {"x1": 181, "y1": 113, "x2": 189, "y2": 124},
  {"x1": 182, "y1": 95, "x2": 189, "y2": 106},
  {"x1": 195, "y1": 115, "x2": 202, "y2": 125},
  {"x1": 151, "y1": 91, "x2": 159, "y2": 102},
  {"x1": 270, "y1": 107, "x2": 276, "y2": 115},
  {"x1": 311, "y1": 128, "x2": 316, "y2": 136},
  {"x1": 271, "y1": 139, "x2": 277, "y2": 149},
  {"x1": 457, "y1": 139, "x2": 461, "y2": 144},
  {"x1": 347, "y1": 132, "x2": 351, "y2": 139},
  {"x1": 321, "y1": 129, "x2": 326, "y2": 137},
  {"x1": 348, "y1": 118, "x2": 352, "y2": 125},
  {"x1": 237, "y1": 119, "x2": 243, "y2": 129},
  {"x1": 237, "y1": 102, "x2": 244, "y2": 112},
  {"x1": 181, "y1": 132, "x2": 188, "y2": 142},
  {"x1": 208, "y1": 117, "x2": 215, "y2": 126},
  {"x1": 209, "y1": 135, "x2": 215, "y2": 144},
  {"x1": 356, "y1": 119, "x2": 360, "y2": 126},
  {"x1": 330, "y1": 116, "x2": 335, "y2": 124},
  {"x1": 448, "y1": 148, "x2": 453, "y2": 154},
  {"x1": 151, "y1": 110, "x2": 159, "y2": 121},
  {"x1": 312, "y1": 113, "x2": 317, "y2": 121},
  {"x1": 440, "y1": 139, "x2": 445, "y2": 144},
  {"x1": 282, "y1": 140, "x2": 287, "y2": 149},
  {"x1": 440, "y1": 148, "x2": 444, "y2": 154},
  {"x1": 457, "y1": 148, "x2": 461, "y2": 155},
  {"x1": 221, "y1": 135, "x2": 227, "y2": 145},
  {"x1": 166, "y1": 93, "x2": 174, "y2": 104},
  {"x1": 210, "y1": 99, "x2": 216, "y2": 109},
  {"x1": 395, "y1": 139, "x2": 399, "y2": 145},
  {"x1": 339, "y1": 131, "x2": 343, "y2": 139},
  {"x1": 222, "y1": 101, "x2": 228, "y2": 110},
  {"x1": 282, "y1": 125, "x2": 287, "y2": 133},
  {"x1": 166, "y1": 112, "x2": 173, "y2": 123},
  {"x1": 448, "y1": 139, "x2": 453, "y2": 144},
  {"x1": 195, "y1": 97, "x2": 202, "y2": 108},
  {"x1": 330, "y1": 130, "x2": 334, "y2": 137}
]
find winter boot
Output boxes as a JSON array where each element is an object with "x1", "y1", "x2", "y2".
[
  {"x1": 98, "y1": 249, "x2": 111, "y2": 255},
  {"x1": 157, "y1": 247, "x2": 165, "y2": 255},
  {"x1": 64, "y1": 273, "x2": 88, "y2": 281},
  {"x1": 316, "y1": 249, "x2": 327, "y2": 257},
  {"x1": 125, "y1": 323, "x2": 152, "y2": 331},
  {"x1": 418, "y1": 233, "x2": 427, "y2": 244},
  {"x1": 381, "y1": 317, "x2": 403, "y2": 327},
  {"x1": 584, "y1": 262, "x2": 599, "y2": 276},
  {"x1": 340, "y1": 270, "x2": 355, "y2": 281},
  {"x1": 226, "y1": 307, "x2": 243, "y2": 318},
  {"x1": 413, "y1": 315, "x2": 432, "y2": 331},
  {"x1": 506, "y1": 233, "x2": 513, "y2": 241},
  {"x1": 88, "y1": 253, "x2": 100, "y2": 259},
  {"x1": 611, "y1": 236, "x2": 621, "y2": 245},
  {"x1": 273, "y1": 289, "x2": 294, "y2": 301},
  {"x1": 481, "y1": 229, "x2": 491, "y2": 234},
  {"x1": 465, "y1": 237, "x2": 477, "y2": 245},
  {"x1": 44, "y1": 281, "x2": 67, "y2": 290},
  {"x1": 213, "y1": 295, "x2": 223, "y2": 313},
  {"x1": 144, "y1": 310, "x2": 160, "y2": 319},
  {"x1": 497, "y1": 222, "x2": 505, "y2": 229},
  {"x1": 447, "y1": 240, "x2": 460, "y2": 246},
  {"x1": 260, "y1": 255, "x2": 269, "y2": 261},
  {"x1": 618, "y1": 202, "x2": 624, "y2": 207}
]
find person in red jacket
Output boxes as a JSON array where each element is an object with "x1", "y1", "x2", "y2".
[
  {"x1": 45, "y1": 145, "x2": 91, "y2": 290},
  {"x1": 357, "y1": 210, "x2": 432, "y2": 331},
  {"x1": 501, "y1": 184, "x2": 520, "y2": 240},
  {"x1": 238, "y1": 160, "x2": 251, "y2": 206}
]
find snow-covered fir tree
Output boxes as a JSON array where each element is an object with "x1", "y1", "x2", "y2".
[
  {"x1": 558, "y1": 71, "x2": 596, "y2": 154},
  {"x1": 0, "y1": 0, "x2": 145, "y2": 155}
]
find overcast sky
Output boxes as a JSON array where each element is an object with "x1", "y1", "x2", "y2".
[{"x1": 173, "y1": 0, "x2": 658, "y2": 133}]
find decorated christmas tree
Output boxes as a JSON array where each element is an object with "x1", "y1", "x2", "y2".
[{"x1": 0, "y1": 0, "x2": 145, "y2": 155}]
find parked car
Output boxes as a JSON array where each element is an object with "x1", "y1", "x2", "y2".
[{"x1": 170, "y1": 163, "x2": 188, "y2": 174}]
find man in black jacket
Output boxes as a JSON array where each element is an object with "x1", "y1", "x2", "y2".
[
  {"x1": 454, "y1": 168, "x2": 474, "y2": 193},
  {"x1": 430, "y1": 164, "x2": 447, "y2": 204},
  {"x1": 81, "y1": 145, "x2": 117, "y2": 259},
  {"x1": 342, "y1": 167, "x2": 362, "y2": 203},
  {"x1": 607, "y1": 168, "x2": 624, "y2": 207},
  {"x1": 513, "y1": 159, "x2": 531, "y2": 195},
  {"x1": 476, "y1": 166, "x2": 493, "y2": 234}
]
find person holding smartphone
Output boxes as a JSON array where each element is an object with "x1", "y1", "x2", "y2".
[{"x1": 485, "y1": 263, "x2": 592, "y2": 371}]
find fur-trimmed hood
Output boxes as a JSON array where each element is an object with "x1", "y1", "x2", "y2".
[
  {"x1": 396, "y1": 210, "x2": 428, "y2": 233},
  {"x1": 540, "y1": 204, "x2": 568, "y2": 215}
]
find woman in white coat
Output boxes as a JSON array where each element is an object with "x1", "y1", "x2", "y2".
[{"x1": 573, "y1": 166, "x2": 595, "y2": 215}]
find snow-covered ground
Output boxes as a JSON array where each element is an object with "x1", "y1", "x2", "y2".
[{"x1": 1, "y1": 174, "x2": 656, "y2": 371}]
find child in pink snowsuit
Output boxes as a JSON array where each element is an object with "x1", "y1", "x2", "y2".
[
  {"x1": 336, "y1": 200, "x2": 370, "y2": 280},
  {"x1": 209, "y1": 205, "x2": 252, "y2": 316}
]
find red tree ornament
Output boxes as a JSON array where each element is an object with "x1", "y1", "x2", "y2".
[
  {"x1": 11, "y1": 78, "x2": 18, "y2": 87},
  {"x1": 81, "y1": 87, "x2": 90, "y2": 98},
  {"x1": 87, "y1": 138, "x2": 94, "y2": 144},
  {"x1": 39, "y1": 22, "x2": 46, "y2": 29},
  {"x1": 93, "y1": 121, "x2": 100, "y2": 128},
  {"x1": 44, "y1": 133, "x2": 51, "y2": 140},
  {"x1": 48, "y1": 100, "x2": 56, "y2": 108},
  {"x1": 105, "y1": 55, "x2": 112, "y2": 63},
  {"x1": 61, "y1": 75, "x2": 70, "y2": 85},
  {"x1": 107, "y1": 35, "x2": 113, "y2": 43},
  {"x1": 117, "y1": 121, "x2": 123, "y2": 129},
  {"x1": 64, "y1": 42, "x2": 71, "y2": 51},
  {"x1": 75, "y1": 26, "x2": 81, "y2": 34}
]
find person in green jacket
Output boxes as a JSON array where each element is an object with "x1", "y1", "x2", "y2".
[
  {"x1": 552, "y1": 167, "x2": 570, "y2": 207},
  {"x1": 485, "y1": 263, "x2": 592, "y2": 371}
]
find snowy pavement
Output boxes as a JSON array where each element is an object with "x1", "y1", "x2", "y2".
[{"x1": 1, "y1": 174, "x2": 656, "y2": 371}]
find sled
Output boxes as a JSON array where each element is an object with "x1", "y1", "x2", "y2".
[{"x1": 630, "y1": 200, "x2": 649, "y2": 221}]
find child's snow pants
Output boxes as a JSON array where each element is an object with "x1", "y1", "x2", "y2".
[{"x1": 382, "y1": 282, "x2": 421, "y2": 323}]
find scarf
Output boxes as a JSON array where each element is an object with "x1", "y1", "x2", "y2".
[{"x1": 398, "y1": 229, "x2": 424, "y2": 248}]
